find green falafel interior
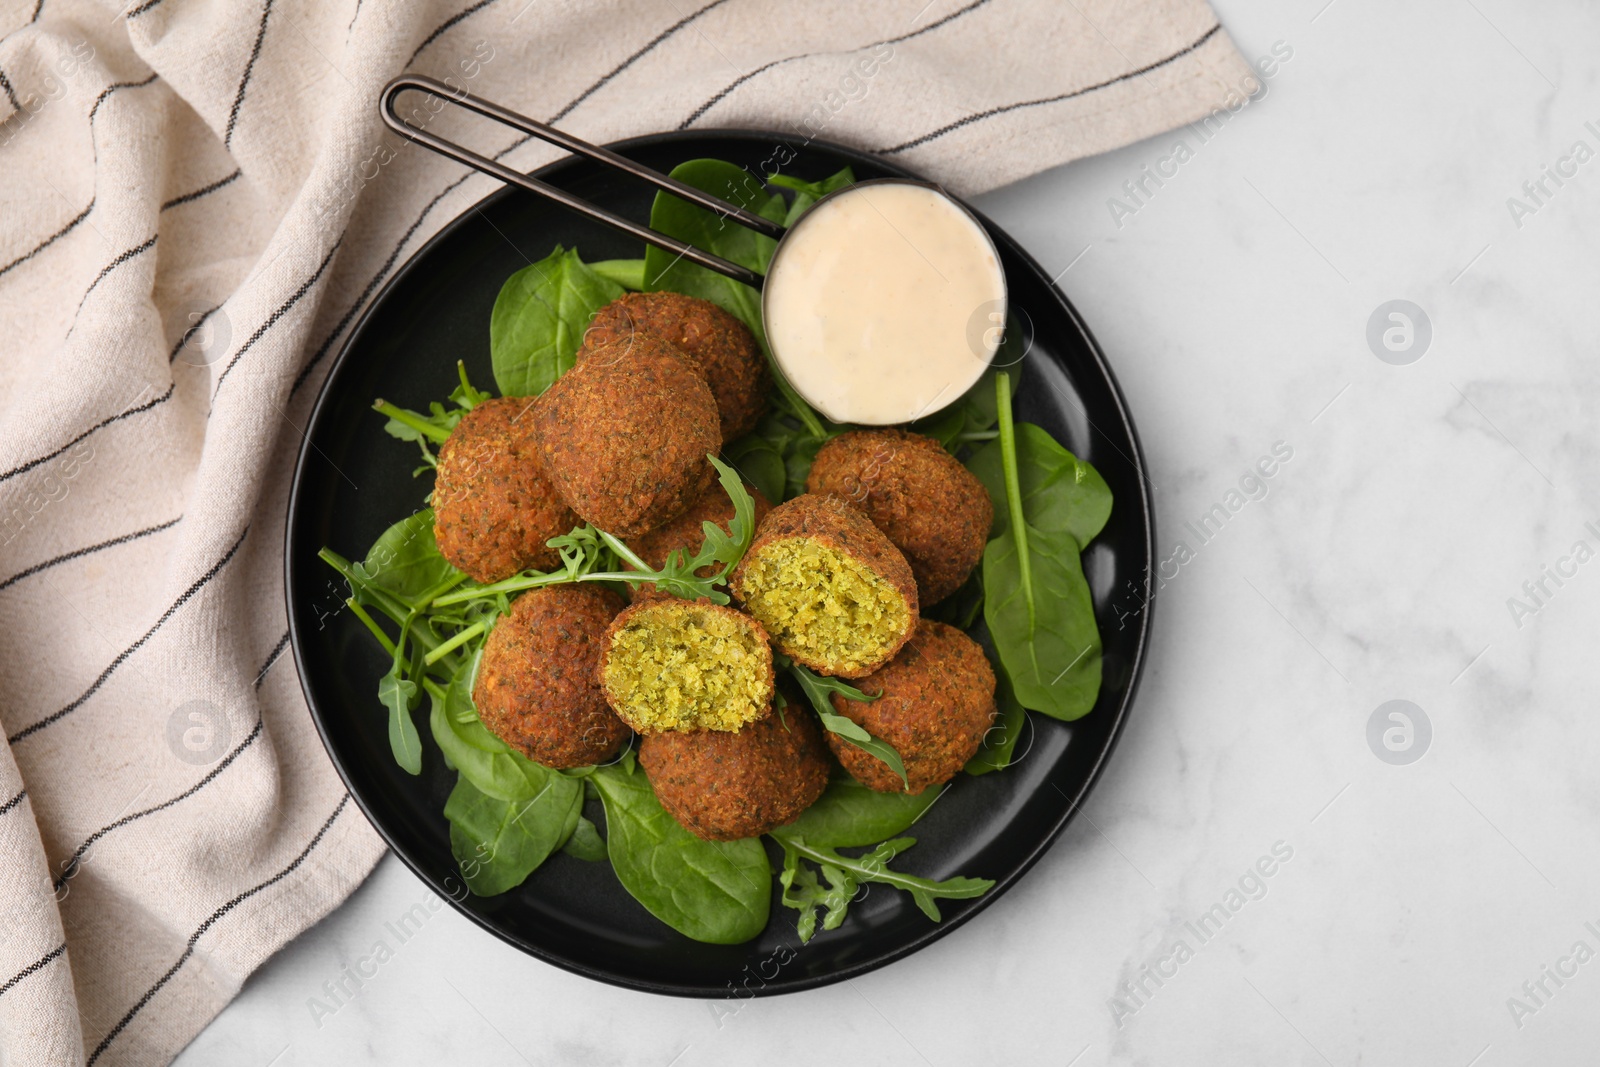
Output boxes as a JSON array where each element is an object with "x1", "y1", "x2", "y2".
[{"x1": 318, "y1": 159, "x2": 1114, "y2": 948}]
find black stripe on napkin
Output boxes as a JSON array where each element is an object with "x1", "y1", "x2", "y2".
[
  {"x1": 0, "y1": 942, "x2": 65, "y2": 999},
  {"x1": 0, "y1": 517, "x2": 181, "y2": 594},
  {"x1": 883, "y1": 23, "x2": 1223, "y2": 154},
  {"x1": 86, "y1": 796, "x2": 351, "y2": 1064},
  {"x1": 7, "y1": 526, "x2": 249, "y2": 745},
  {"x1": 212, "y1": 236, "x2": 343, "y2": 396}
]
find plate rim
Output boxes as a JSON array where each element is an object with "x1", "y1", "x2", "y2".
[{"x1": 285, "y1": 127, "x2": 1156, "y2": 997}]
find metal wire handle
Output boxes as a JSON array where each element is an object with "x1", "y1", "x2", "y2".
[{"x1": 379, "y1": 75, "x2": 781, "y2": 290}]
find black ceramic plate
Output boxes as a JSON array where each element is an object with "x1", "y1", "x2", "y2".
[{"x1": 286, "y1": 131, "x2": 1154, "y2": 997}]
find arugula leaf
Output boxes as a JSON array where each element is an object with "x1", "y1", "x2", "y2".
[
  {"x1": 444, "y1": 772, "x2": 584, "y2": 896},
  {"x1": 964, "y1": 670, "x2": 1027, "y2": 775},
  {"x1": 490, "y1": 245, "x2": 623, "y2": 397},
  {"x1": 967, "y1": 422, "x2": 1113, "y2": 546},
  {"x1": 778, "y1": 773, "x2": 942, "y2": 848},
  {"x1": 591, "y1": 759, "x2": 770, "y2": 944},
  {"x1": 783, "y1": 659, "x2": 909, "y2": 790},
  {"x1": 772, "y1": 834, "x2": 993, "y2": 943},
  {"x1": 374, "y1": 364, "x2": 490, "y2": 473},
  {"x1": 379, "y1": 662, "x2": 422, "y2": 775}
]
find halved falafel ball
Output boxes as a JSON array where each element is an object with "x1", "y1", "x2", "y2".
[
  {"x1": 640, "y1": 707, "x2": 830, "y2": 840},
  {"x1": 474, "y1": 585, "x2": 630, "y2": 768},
  {"x1": 432, "y1": 396, "x2": 579, "y2": 583},
  {"x1": 827, "y1": 620, "x2": 996, "y2": 794},
  {"x1": 599, "y1": 598, "x2": 774, "y2": 733},
  {"x1": 534, "y1": 335, "x2": 719, "y2": 539},
  {"x1": 730, "y1": 494, "x2": 917, "y2": 679},
  {"x1": 807, "y1": 429, "x2": 993, "y2": 604},
  {"x1": 581, "y1": 292, "x2": 769, "y2": 441},
  {"x1": 627, "y1": 477, "x2": 772, "y2": 574}
]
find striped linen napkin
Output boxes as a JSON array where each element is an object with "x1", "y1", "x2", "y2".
[{"x1": 0, "y1": 1, "x2": 1250, "y2": 1063}]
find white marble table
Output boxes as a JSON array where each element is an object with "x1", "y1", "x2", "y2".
[{"x1": 177, "y1": 0, "x2": 1600, "y2": 1062}]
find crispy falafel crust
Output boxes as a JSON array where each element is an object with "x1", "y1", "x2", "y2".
[
  {"x1": 640, "y1": 708, "x2": 831, "y2": 840},
  {"x1": 582, "y1": 292, "x2": 769, "y2": 441},
  {"x1": 474, "y1": 585, "x2": 630, "y2": 769},
  {"x1": 730, "y1": 494, "x2": 918, "y2": 678},
  {"x1": 827, "y1": 619, "x2": 997, "y2": 794},
  {"x1": 534, "y1": 334, "x2": 720, "y2": 539},
  {"x1": 599, "y1": 599, "x2": 775, "y2": 733},
  {"x1": 807, "y1": 429, "x2": 993, "y2": 604},
  {"x1": 432, "y1": 396, "x2": 579, "y2": 583}
]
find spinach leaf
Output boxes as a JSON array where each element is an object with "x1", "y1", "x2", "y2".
[
  {"x1": 444, "y1": 771, "x2": 583, "y2": 896},
  {"x1": 643, "y1": 160, "x2": 827, "y2": 442},
  {"x1": 723, "y1": 434, "x2": 786, "y2": 505},
  {"x1": 984, "y1": 522, "x2": 1100, "y2": 720},
  {"x1": 777, "y1": 773, "x2": 942, "y2": 848},
  {"x1": 643, "y1": 159, "x2": 781, "y2": 338},
  {"x1": 910, "y1": 367, "x2": 1001, "y2": 452},
  {"x1": 591, "y1": 759, "x2": 770, "y2": 944},
  {"x1": 560, "y1": 815, "x2": 607, "y2": 861},
  {"x1": 768, "y1": 166, "x2": 854, "y2": 225},
  {"x1": 353, "y1": 509, "x2": 458, "y2": 605},
  {"x1": 773, "y1": 835, "x2": 993, "y2": 943},
  {"x1": 428, "y1": 663, "x2": 554, "y2": 801},
  {"x1": 490, "y1": 245, "x2": 623, "y2": 397},
  {"x1": 964, "y1": 670, "x2": 1027, "y2": 775},
  {"x1": 587, "y1": 258, "x2": 646, "y2": 290},
  {"x1": 967, "y1": 422, "x2": 1112, "y2": 546},
  {"x1": 979, "y1": 373, "x2": 1103, "y2": 721}
]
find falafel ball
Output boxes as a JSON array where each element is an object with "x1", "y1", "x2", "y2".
[
  {"x1": 474, "y1": 585, "x2": 630, "y2": 768},
  {"x1": 730, "y1": 494, "x2": 918, "y2": 679},
  {"x1": 581, "y1": 292, "x2": 769, "y2": 441},
  {"x1": 807, "y1": 429, "x2": 993, "y2": 604},
  {"x1": 827, "y1": 620, "x2": 996, "y2": 794},
  {"x1": 432, "y1": 396, "x2": 579, "y2": 583},
  {"x1": 599, "y1": 598, "x2": 774, "y2": 733},
  {"x1": 534, "y1": 334, "x2": 720, "y2": 539},
  {"x1": 627, "y1": 476, "x2": 772, "y2": 574},
  {"x1": 640, "y1": 707, "x2": 830, "y2": 840}
]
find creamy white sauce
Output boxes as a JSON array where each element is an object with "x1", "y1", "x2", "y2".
[{"x1": 763, "y1": 181, "x2": 1007, "y2": 426}]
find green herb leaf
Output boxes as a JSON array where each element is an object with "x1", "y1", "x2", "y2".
[
  {"x1": 591, "y1": 759, "x2": 770, "y2": 944},
  {"x1": 444, "y1": 772, "x2": 584, "y2": 896},
  {"x1": 379, "y1": 665, "x2": 422, "y2": 775},
  {"x1": 723, "y1": 435, "x2": 786, "y2": 505},
  {"x1": 768, "y1": 166, "x2": 855, "y2": 226},
  {"x1": 490, "y1": 245, "x2": 623, "y2": 397},
  {"x1": 983, "y1": 522, "x2": 1101, "y2": 720},
  {"x1": 587, "y1": 258, "x2": 647, "y2": 291},
  {"x1": 428, "y1": 659, "x2": 557, "y2": 801},
  {"x1": 777, "y1": 773, "x2": 943, "y2": 848},
  {"x1": 352, "y1": 510, "x2": 458, "y2": 607},
  {"x1": 643, "y1": 160, "x2": 781, "y2": 336},
  {"x1": 772, "y1": 835, "x2": 992, "y2": 942},
  {"x1": 967, "y1": 422, "x2": 1113, "y2": 545},
  {"x1": 560, "y1": 815, "x2": 607, "y2": 861},
  {"x1": 643, "y1": 160, "x2": 827, "y2": 441},
  {"x1": 784, "y1": 660, "x2": 910, "y2": 790}
]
